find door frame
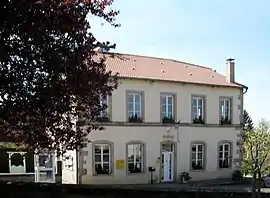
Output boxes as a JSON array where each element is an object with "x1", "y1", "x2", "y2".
[{"x1": 160, "y1": 140, "x2": 177, "y2": 182}]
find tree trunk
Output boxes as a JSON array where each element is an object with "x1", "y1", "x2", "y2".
[
  {"x1": 257, "y1": 171, "x2": 262, "y2": 198},
  {"x1": 252, "y1": 171, "x2": 257, "y2": 198},
  {"x1": 252, "y1": 149, "x2": 260, "y2": 198}
]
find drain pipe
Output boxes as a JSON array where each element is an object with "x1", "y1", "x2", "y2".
[{"x1": 236, "y1": 84, "x2": 248, "y2": 170}]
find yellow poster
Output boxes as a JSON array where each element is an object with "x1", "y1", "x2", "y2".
[{"x1": 116, "y1": 159, "x2": 125, "y2": 169}]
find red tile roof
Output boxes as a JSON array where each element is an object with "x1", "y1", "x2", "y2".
[{"x1": 97, "y1": 53, "x2": 243, "y2": 88}]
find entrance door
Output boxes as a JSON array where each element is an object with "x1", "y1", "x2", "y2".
[{"x1": 161, "y1": 151, "x2": 174, "y2": 182}]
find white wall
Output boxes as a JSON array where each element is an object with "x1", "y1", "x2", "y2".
[
  {"x1": 81, "y1": 125, "x2": 240, "y2": 184},
  {"x1": 111, "y1": 79, "x2": 242, "y2": 124}
]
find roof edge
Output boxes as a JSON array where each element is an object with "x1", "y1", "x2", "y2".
[
  {"x1": 119, "y1": 76, "x2": 243, "y2": 89},
  {"x1": 233, "y1": 82, "x2": 248, "y2": 93}
]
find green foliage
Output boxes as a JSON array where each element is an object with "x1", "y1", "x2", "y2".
[
  {"x1": 243, "y1": 109, "x2": 254, "y2": 132},
  {"x1": 243, "y1": 120, "x2": 270, "y2": 175},
  {"x1": 242, "y1": 109, "x2": 254, "y2": 141},
  {"x1": 241, "y1": 109, "x2": 254, "y2": 175},
  {"x1": 242, "y1": 119, "x2": 270, "y2": 197},
  {"x1": 0, "y1": 143, "x2": 28, "y2": 151}
]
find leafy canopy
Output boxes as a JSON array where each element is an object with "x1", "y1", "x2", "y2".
[
  {"x1": 242, "y1": 119, "x2": 270, "y2": 176},
  {"x1": 243, "y1": 109, "x2": 254, "y2": 133},
  {"x1": 0, "y1": 0, "x2": 119, "y2": 153}
]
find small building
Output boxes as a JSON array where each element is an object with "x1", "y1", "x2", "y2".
[
  {"x1": 0, "y1": 142, "x2": 62, "y2": 182},
  {"x1": 62, "y1": 53, "x2": 247, "y2": 184}
]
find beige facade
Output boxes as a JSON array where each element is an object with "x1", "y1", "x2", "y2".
[{"x1": 79, "y1": 79, "x2": 243, "y2": 184}]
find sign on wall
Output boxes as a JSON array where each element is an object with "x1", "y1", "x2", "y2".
[
  {"x1": 162, "y1": 135, "x2": 174, "y2": 140},
  {"x1": 116, "y1": 159, "x2": 125, "y2": 169}
]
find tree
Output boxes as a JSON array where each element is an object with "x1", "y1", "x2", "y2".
[
  {"x1": 243, "y1": 109, "x2": 254, "y2": 134},
  {"x1": 241, "y1": 110, "x2": 254, "y2": 174},
  {"x1": 242, "y1": 120, "x2": 270, "y2": 198},
  {"x1": 0, "y1": 0, "x2": 119, "y2": 153}
]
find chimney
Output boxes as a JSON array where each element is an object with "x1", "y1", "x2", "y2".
[{"x1": 226, "y1": 58, "x2": 235, "y2": 83}]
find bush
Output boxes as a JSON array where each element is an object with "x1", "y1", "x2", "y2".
[
  {"x1": 180, "y1": 172, "x2": 192, "y2": 183},
  {"x1": 232, "y1": 169, "x2": 243, "y2": 181}
]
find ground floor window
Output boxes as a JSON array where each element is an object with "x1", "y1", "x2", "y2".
[
  {"x1": 218, "y1": 143, "x2": 231, "y2": 168},
  {"x1": 191, "y1": 143, "x2": 205, "y2": 170},
  {"x1": 127, "y1": 143, "x2": 144, "y2": 173},
  {"x1": 93, "y1": 143, "x2": 111, "y2": 175}
]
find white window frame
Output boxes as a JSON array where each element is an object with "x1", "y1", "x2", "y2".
[
  {"x1": 127, "y1": 143, "x2": 144, "y2": 173},
  {"x1": 191, "y1": 144, "x2": 204, "y2": 170},
  {"x1": 161, "y1": 95, "x2": 174, "y2": 118},
  {"x1": 219, "y1": 143, "x2": 231, "y2": 168},
  {"x1": 192, "y1": 97, "x2": 204, "y2": 119},
  {"x1": 127, "y1": 93, "x2": 142, "y2": 117},
  {"x1": 100, "y1": 95, "x2": 109, "y2": 117},
  {"x1": 93, "y1": 144, "x2": 111, "y2": 174},
  {"x1": 220, "y1": 99, "x2": 231, "y2": 119}
]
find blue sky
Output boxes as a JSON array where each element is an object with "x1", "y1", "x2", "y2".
[{"x1": 90, "y1": 0, "x2": 270, "y2": 123}]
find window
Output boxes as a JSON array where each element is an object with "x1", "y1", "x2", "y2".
[
  {"x1": 192, "y1": 96, "x2": 205, "y2": 123},
  {"x1": 100, "y1": 95, "x2": 109, "y2": 117},
  {"x1": 191, "y1": 144, "x2": 205, "y2": 170},
  {"x1": 161, "y1": 95, "x2": 174, "y2": 123},
  {"x1": 127, "y1": 92, "x2": 142, "y2": 122},
  {"x1": 219, "y1": 143, "x2": 231, "y2": 168},
  {"x1": 127, "y1": 143, "x2": 144, "y2": 173},
  {"x1": 93, "y1": 144, "x2": 111, "y2": 175},
  {"x1": 98, "y1": 95, "x2": 110, "y2": 122},
  {"x1": 220, "y1": 98, "x2": 231, "y2": 124}
]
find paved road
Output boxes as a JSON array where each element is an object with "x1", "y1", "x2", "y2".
[
  {"x1": 121, "y1": 183, "x2": 270, "y2": 193},
  {"x1": 202, "y1": 184, "x2": 270, "y2": 193}
]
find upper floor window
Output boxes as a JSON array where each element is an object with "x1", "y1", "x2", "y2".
[
  {"x1": 93, "y1": 143, "x2": 111, "y2": 175},
  {"x1": 98, "y1": 95, "x2": 109, "y2": 122},
  {"x1": 218, "y1": 143, "x2": 231, "y2": 168},
  {"x1": 192, "y1": 96, "x2": 205, "y2": 124},
  {"x1": 127, "y1": 143, "x2": 144, "y2": 174},
  {"x1": 127, "y1": 92, "x2": 143, "y2": 122},
  {"x1": 220, "y1": 98, "x2": 231, "y2": 125},
  {"x1": 161, "y1": 94, "x2": 175, "y2": 123},
  {"x1": 191, "y1": 143, "x2": 205, "y2": 171}
]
